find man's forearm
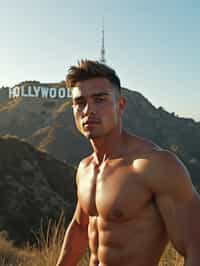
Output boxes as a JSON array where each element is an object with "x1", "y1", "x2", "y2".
[{"x1": 56, "y1": 221, "x2": 88, "y2": 266}]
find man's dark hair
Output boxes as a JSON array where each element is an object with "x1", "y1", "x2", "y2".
[{"x1": 66, "y1": 59, "x2": 121, "y2": 95}]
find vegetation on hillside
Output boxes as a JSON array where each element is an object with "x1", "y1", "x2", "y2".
[
  {"x1": 0, "y1": 213, "x2": 184, "y2": 266},
  {"x1": 0, "y1": 136, "x2": 76, "y2": 245}
]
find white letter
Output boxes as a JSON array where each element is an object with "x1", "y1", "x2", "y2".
[
  {"x1": 33, "y1": 86, "x2": 40, "y2": 97},
  {"x1": 58, "y1": 88, "x2": 66, "y2": 98},
  {"x1": 41, "y1": 87, "x2": 49, "y2": 98},
  {"x1": 67, "y1": 87, "x2": 72, "y2": 98},
  {"x1": 21, "y1": 85, "x2": 27, "y2": 97},
  {"x1": 9, "y1": 87, "x2": 17, "y2": 98},
  {"x1": 49, "y1": 88, "x2": 57, "y2": 98},
  {"x1": 27, "y1": 85, "x2": 34, "y2": 97},
  {"x1": 15, "y1": 86, "x2": 21, "y2": 97}
]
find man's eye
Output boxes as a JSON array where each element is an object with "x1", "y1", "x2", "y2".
[
  {"x1": 76, "y1": 101, "x2": 86, "y2": 106},
  {"x1": 95, "y1": 97, "x2": 105, "y2": 103}
]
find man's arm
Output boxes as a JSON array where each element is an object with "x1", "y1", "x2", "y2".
[
  {"x1": 56, "y1": 161, "x2": 89, "y2": 266},
  {"x1": 151, "y1": 150, "x2": 200, "y2": 265},
  {"x1": 56, "y1": 201, "x2": 89, "y2": 266}
]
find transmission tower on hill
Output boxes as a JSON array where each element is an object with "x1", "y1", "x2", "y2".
[{"x1": 100, "y1": 18, "x2": 106, "y2": 64}]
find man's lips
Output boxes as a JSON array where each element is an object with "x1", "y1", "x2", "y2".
[{"x1": 82, "y1": 119, "x2": 100, "y2": 126}]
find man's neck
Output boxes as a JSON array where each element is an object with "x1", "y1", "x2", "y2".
[{"x1": 90, "y1": 130, "x2": 126, "y2": 165}]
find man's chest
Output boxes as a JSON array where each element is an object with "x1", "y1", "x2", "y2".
[{"x1": 77, "y1": 160, "x2": 153, "y2": 221}]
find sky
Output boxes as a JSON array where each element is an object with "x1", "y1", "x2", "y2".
[{"x1": 0, "y1": 0, "x2": 199, "y2": 121}]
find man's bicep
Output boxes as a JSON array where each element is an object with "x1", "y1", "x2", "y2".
[
  {"x1": 156, "y1": 172, "x2": 200, "y2": 256},
  {"x1": 150, "y1": 150, "x2": 200, "y2": 256}
]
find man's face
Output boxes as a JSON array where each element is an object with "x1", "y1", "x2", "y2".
[{"x1": 71, "y1": 77, "x2": 125, "y2": 139}]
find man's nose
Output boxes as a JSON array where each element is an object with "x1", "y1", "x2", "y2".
[{"x1": 83, "y1": 101, "x2": 96, "y2": 115}]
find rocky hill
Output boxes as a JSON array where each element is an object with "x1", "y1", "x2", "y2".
[
  {"x1": 0, "y1": 87, "x2": 91, "y2": 163},
  {"x1": 0, "y1": 86, "x2": 200, "y2": 185},
  {"x1": 0, "y1": 85, "x2": 200, "y2": 246},
  {"x1": 0, "y1": 135, "x2": 76, "y2": 245}
]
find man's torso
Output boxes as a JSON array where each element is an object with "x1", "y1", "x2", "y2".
[{"x1": 77, "y1": 141, "x2": 168, "y2": 266}]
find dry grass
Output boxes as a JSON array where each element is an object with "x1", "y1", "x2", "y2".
[
  {"x1": 159, "y1": 243, "x2": 184, "y2": 266},
  {"x1": 0, "y1": 212, "x2": 66, "y2": 266},
  {"x1": 0, "y1": 215, "x2": 184, "y2": 266}
]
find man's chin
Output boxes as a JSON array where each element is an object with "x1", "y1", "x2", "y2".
[{"x1": 82, "y1": 131, "x2": 103, "y2": 139}]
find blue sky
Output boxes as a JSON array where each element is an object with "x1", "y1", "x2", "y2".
[{"x1": 0, "y1": 0, "x2": 199, "y2": 121}]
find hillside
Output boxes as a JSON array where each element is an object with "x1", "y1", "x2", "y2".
[
  {"x1": 0, "y1": 86, "x2": 200, "y2": 187},
  {"x1": 0, "y1": 135, "x2": 76, "y2": 245}
]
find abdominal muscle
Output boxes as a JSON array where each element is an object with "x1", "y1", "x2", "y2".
[{"x1": 88, "y1": 205, "x2": 168, "y2": 266}]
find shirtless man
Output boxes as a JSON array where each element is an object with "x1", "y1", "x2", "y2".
[{"x1": 56, "y1": 60, "x2": 200, "y2": 266}]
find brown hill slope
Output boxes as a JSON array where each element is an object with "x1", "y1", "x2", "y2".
[
  {"x1": 0, "y1": 96, "x2": 62, "y2": 137},
  {"x1": 0, "y1": 135, "x2": 76, "y2": 245},
  {"x1": 29, "y1": 88, "x2": 200, "y2": 168},
  {"x1": 0, "y1": 87, "x2": 200, "y2": 187}
]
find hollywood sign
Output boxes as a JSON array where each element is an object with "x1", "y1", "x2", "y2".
[{"x1": 9, "y1": 84, "x2": 72, "y2": 99}]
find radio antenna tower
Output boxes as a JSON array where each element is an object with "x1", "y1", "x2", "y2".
[{"x1": 100, "y1": 18, "x2": 106, "y2": 64}]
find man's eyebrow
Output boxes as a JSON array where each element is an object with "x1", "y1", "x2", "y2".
[
  {"x1": 73, "y1": 92, "x2": 109, "y2": 101},
  {"x1": 92, "y1": 92, "x2": 109, "y2": 97}
]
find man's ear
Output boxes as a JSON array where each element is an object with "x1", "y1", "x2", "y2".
[{"x1": 118, "y1": 96, "x2": 126, "y2": 115}]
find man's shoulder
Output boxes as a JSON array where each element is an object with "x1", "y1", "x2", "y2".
[
  {"x1": 78, "y1": 154, "x2": 94, "y2": 169},
  {"x1": 145, "y1": 148, "x2": 188, "y2": 176},
  {"x1": 128, "y1": 133, "x2": 182, "y2": 172},
  {"x1": 133, "y1": 146, "x2": 192, "y2": 194},
  {"x1": 133, "y1": 145, "x2": 186, "y2": 175}
]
